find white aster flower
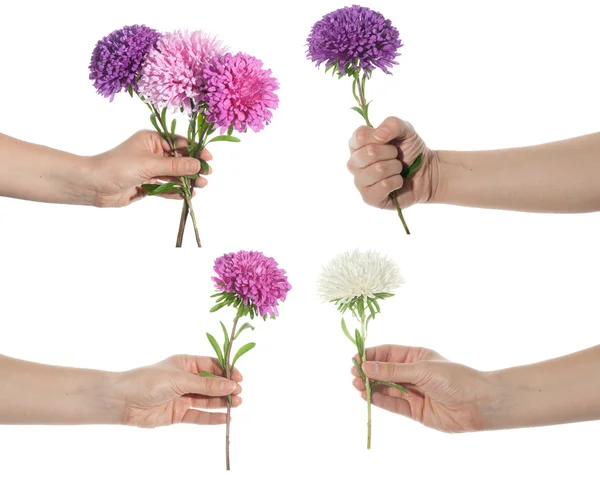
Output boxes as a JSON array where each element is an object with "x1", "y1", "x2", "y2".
[{"x1": 317, "y1": 250, "x2": 404, "y2": 304}]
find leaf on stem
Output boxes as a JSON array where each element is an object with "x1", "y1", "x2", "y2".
[
  {"x1": 206, "y1": 333, "x2": 225, "y2": 368},
  {"x1": 200, "y1": 159, "x2": 210, "y2": 175},
  {"x1": 371, "y1": 381, "x2": 409, "y2": 395},
  {"x1": 149, "y1": 114, "x2": 163, "y2": 137},
  {"x1": 210, "y1": 301, "x2": 229, "y2": 313},
  {"x1": 355, "y1": 329, "x2": 365, "y2": 358},
  {"x1": 234, "y1": 322, "x2": 255, "y2": 340},
  {"x1": 127, "y1": 85, "x2": 134, "y2": 98},
  {"x1": 199, "y1": 371, "x2": 217, "y2": 378},
  {"x1": 231, "y1": 342, "x2": 256, "y2": 369},
  {"x1": 401, "y1": 152, "x2": 424, "y2": 179},
  {"x1": 207, "y1": 135, "x2": 241, "y2": 144},
  {"x1": 141, "y1": 182, "x2": 183, "y2": 196},
  {"x1": 341, "y1": 318, "x2": 356, "y2": 346},
  {"x1": 351, "y1": 107, "x2": 365, "y2": 118},
  {"x1": 160, "y1": 107, "x2": 168, "y2": 130},
  {"x1": 220, "y1": 321, "x2": 230, "y2": 356},
  {"x1": 170, "y1": 119, "x2": 177, "y2": 140},
  {"x1": 352, "y1": 357, "x2": 366, "y2": 380}
]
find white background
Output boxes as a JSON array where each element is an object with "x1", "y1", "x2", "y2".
[{"x1": 1, "y1": 0, "x2": 600, "y2": 490}]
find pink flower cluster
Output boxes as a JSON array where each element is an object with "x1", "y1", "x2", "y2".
[
  {"x1": 137, "y1": 30, "x2": 278, "y2": 132},
  {"x1": 212, "y1": 251, "x2": 291, "y2": 318}
]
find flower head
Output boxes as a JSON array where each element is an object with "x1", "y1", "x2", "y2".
[
  {"x1": 307, "y1": 5, "x2": 402, "y2": 76},
  {"x1": 318, "y1": 250, "x2": 403, "y2": 305},
  {"x1": 89, "y1": 24, "x2": 161, "y2": 101},
  {"x1": 203, "y1": 53, "x2": 279, "y2": 133},
  {"x1": 212, "y1": 251, "x2": 291, "y2": 319},
  {"x1": 138, "y1": 30, "x2": 226, "y2": 114}
]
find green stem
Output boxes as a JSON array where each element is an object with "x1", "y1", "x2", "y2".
[
  {"x1": 359, "y1": 313, "x2": 372, "y2": 449},
  {"x1": 354, "y1": 73, "x2": 410, "y2": 235},
  {"x1": 224, "y1": 315, "x2": 241, "y2": 471}
]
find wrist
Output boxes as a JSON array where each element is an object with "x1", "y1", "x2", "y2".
[
  {"x1": 428, "y1": 149, "x2": 464, "y2": 205},
  {"x1": 85, "y1": 370, "x2": 127, "y2": 425},
  {"x1": 56, "y1": 154, "x2": 98, "y2": 206}
]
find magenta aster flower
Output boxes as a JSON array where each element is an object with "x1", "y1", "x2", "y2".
[
  {"x1": 212, "y1": 251, "x2": 291, "y2": 318},
  {"x1": 138, "y1": 30, "x2": 226, "y2": 114},
  {"x1": 307, "y1": 5, "x2": 402, "y2": 76},
  {"x1": 203, "y1": 53, "x2": 279, "y2": 133},
  {"x1": 89, "y1": 24, "x2": 160, "y2": 101}
]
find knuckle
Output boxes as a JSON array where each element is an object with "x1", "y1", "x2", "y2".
[
  {"x1": 356, "y1": 126, "x2": 370, "y2": 145},
  {"x1": 364, "y1": 144, "x2": 377, "y2": 159},
  {"x1": 170, "y1": 157, "x2": 180, "y2": 175}
]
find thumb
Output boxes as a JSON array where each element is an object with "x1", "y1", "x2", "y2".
[
  {"x1": 372, "y1": 116, "x2": 414, "y2": 144},
  {"x1": 176, "y1": 373, "x2": 237, "y2": 397},
  {"x1": 362, "y1": 360, "x2": 428, "y2": 384},
  {"x1": 140, "y1": 156, "x2": 200, "y2": 180}
]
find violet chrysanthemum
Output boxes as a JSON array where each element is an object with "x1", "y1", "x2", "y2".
[
  {"x1": 212, "y1": 251, "x2": 291, "y2": 318},
  {"x1": 89, "y1": 25, "x2": 160, "y2": 101},
  {"x1": 307, "y1": 5, "x2": 402, "y2": 75},
  {"x1": 138, "y1": 30, "x2": 226, "y2": 114},
  {"x1": 203, "y1": 53, "x2": 279, "y2": 133}
]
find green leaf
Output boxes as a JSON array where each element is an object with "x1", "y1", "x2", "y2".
[
  {"x1": 341, "y1": 318, "x2": 356, "y2": 346},
  {"x1": 160, "y1": 106, "x2": 168, "y2": 130},
  {"x1": 127, "y1": 85, "x2": 134, "y2": 98},
  {"x1": 170, "y1": 118, "x2": 177, "y2": 139},
  {"x1": 231, "y1": 342, "x2": 256, "y2": 369},
  {"x1": 351, "y1": 107, "x2": 365, "y2": 118},
  {"x1": 210, "y1": 301, "x2": 228, "y2": 313},
  {"x1": 371, "y1": 381, "x2": 409, "y2": 395},
  {"x1": 352, "y1": 357, "x2": 366, "y2": 380},
  {"x1": 325, "y1": 62, "x2": 336, "y2": 74},
  {"x1": 206, "y1": 333, "x2": 224, "y2": 368},
  {"x1": 220, "y1": 321, "x2": 230, "y2": 356},
  {"x1": 149, "y1": 114, "x2": 163, "y2": 136},
  {"x1": 141, "y1": 182, "x2": 183, "y2": 196},
  {"x1": 234, "y1": 322, "x2": 255, "y2": 340},
  {"x1": 401, "y1": 152, "x2": 424, "y2": 179},
  {"x1": 207, "y1": 135, "x2": 241, "y2": 144},
  {"x1": 355, "y1": 329, "x2": 365, "y2": 358},
  {"x1": 184, "y1": 173, "x2": 201, "y2": 179},
  {"x1": 227, "y1": 125, "x2": 234, "y2": 137},
  {"x1": 200, "y1": 159, "x2": 210, "y2": 175},
  {"x1": 199, "y1": 371, "x2": 217, "y2": 378}
]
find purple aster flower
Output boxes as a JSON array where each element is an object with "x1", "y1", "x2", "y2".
[
  {"x1": 212, "y1": 251, "x2": 291, "y2": 318},
  {"x1": 307, "y1": 5, "x2": 402, "y2": 75},
  {"x1": 202, "y1": 53, "x2": 279, "y2": 133},
  {"x1": 89, "y1": 24, "x2": 160, "y2": 101},
  {"x1": 138, "y1": 30, "x2": 226, "y2": 115}
]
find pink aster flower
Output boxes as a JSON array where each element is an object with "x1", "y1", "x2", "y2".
[
  {"x1": 203, "y1": 53, "x2": 279, "y2": 133},
  {"x1": 138, "y1": 30, "x2": 226, "y2": 114},
  {"x1": 212, "y1": 251, "x2": 291, "y2": 318}
]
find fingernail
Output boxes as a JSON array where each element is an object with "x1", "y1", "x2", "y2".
[
  {"x1": 185, "y1": 159, "x2": 199, "y2": 173},
  {"x1": 373, "y1": 128, "x2": 390, "y2": 141},
  {"x1": 221, "y1": 380, "x2": 237, "y2": 392},
  {"x1": 362, "y1": 362, "x2": 379, "y2": 375}
]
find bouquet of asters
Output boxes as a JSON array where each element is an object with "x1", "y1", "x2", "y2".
[{"x1": 90, "y1": 25, "x2": 279, "y2": 246}]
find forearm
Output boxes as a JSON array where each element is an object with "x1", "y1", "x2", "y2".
[
  {"x1": 0, "y1": 133, "x2": 95, "y2": 205},
  {"x1": 433, "y1": 132, "x2": 600, "y2": 213},
  {"x1": 485, "y1": 345, "x2": 600, "y2": 430},
  {"x1": 0, "y1": 355, "x2": 122, "y2": 425}
]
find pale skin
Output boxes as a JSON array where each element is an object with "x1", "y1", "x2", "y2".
[
  {"x1": 351, "y1": 344, "x2": 600, "y2": 432},
  {"x1": 0, "y1": 131, "x2": 212, "y2": 208},
  {"x1": 348, "y1": 116, "x2": 600, "y2": 213},
  {"x1": 0, "y1": 354, "x2": 242, "y2": 427}
]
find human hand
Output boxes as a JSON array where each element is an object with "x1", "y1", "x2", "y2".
[
  {"x1": 351, "y1": 345, "x2": 497, "y2": 433},
  {"x1": 88, "y1": 130, "x2": 213, "y2": 208},
  {"x1": 347, "y1": 117, "x2": 440, "y2": 210},
  {"x1": 113, "y1": 355, "x2": 242, "y2": 428}
]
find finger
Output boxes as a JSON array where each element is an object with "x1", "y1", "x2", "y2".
[
  {"x1": 354, "y1": 159, "x2": 404, "y2": 188},
  {"x1": 348, "y1": 144, "x2": 399, "y2": 172},
  {"x1": 140, "y1": 156, "x2": 201, "y2": 180},
  {"x1": 167, "y1": 355, "x2": 243, "y2": 382},
  {"x1": 349, "y1": 117, "x2": 413, "y2": 151},
  {"x1": 158, "y1": 135, "x2": 190, "y2": 156},
  {"x1": 181, "y1": 409, "x2": 227, "y2": 425},
  {"x1": 194, "y1": 177, "x2": 208, "y2": 188},
  {"x1": 188, "y1": 395, "x2": 243, "y2": 409},
  {"x1": 360, "y1": 175, "x2": 404, "y2": 207},
  {"x1": 367, "y1": 391, "x2": 412, "y2": 418},
  {"x1": 178, "y1": 373, "x2": 237, "y2": 397},
  {"x1": 362, "y1": 360, "x2": 426, "y2": 384},
  {"x1": 199, "y1": 147, "x2": 213, "y2": 162}
]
